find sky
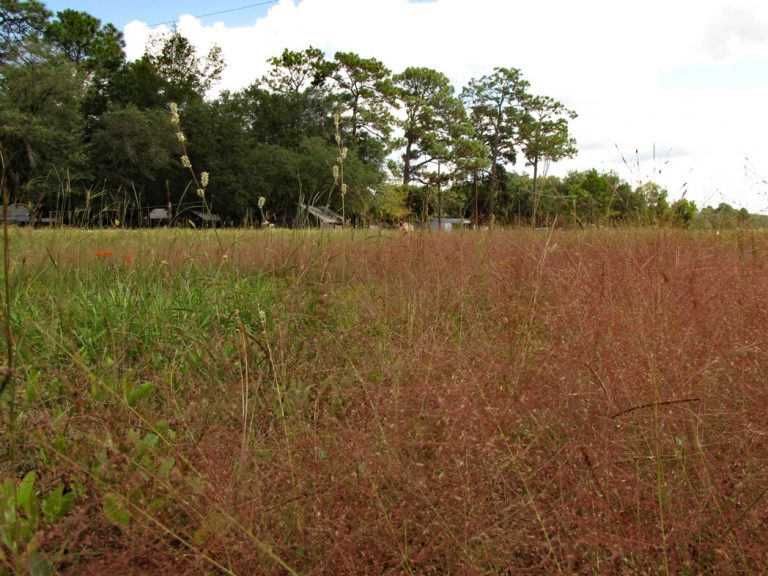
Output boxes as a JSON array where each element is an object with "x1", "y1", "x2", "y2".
[{"x1": 43, "y1": 0, "x2": 768, "y2": 212}]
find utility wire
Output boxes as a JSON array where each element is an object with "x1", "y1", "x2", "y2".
[{"x1": 149, "y1": 0, "x2": 280, "y2": 26}]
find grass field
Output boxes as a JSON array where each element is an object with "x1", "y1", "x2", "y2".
[{"x1": 1, "y1": 226, "x2": 767, "y2": 574}]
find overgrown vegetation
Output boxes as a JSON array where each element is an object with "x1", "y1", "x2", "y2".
[{"x1": 0, "y1": 226, "x2": 767, "y2": 574}]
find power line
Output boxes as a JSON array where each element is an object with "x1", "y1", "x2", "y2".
[{"x1": 149, "y1": 0, "x2": 280, "y2": 27}]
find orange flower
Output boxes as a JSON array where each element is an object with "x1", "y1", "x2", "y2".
[
  {"x1": 95, "y1": 250, "x2": 113, "y2": 257},
  {"x1": 124, "y1": 253, "x2": 133, "y2": 264}
]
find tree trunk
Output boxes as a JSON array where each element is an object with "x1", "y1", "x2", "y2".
[
  {"x1": 472, "y1": 171, "x2": 478, "y2": 228},
  {"x1": 531, "y1": 158, "x2": 539, "y2": 228},
  {"x1": 489, "y1": 156, "x2": 497, "y2": 227},
  {"x1": 402, "y1": 140, "x2": 412, "y2": 188},
  {"x1": 437, "y1": 163, "x2": 442, "y2": 230}
]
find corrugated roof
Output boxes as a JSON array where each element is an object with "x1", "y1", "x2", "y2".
[
  {"x1": 192, "y1": 211, "x2": 222, "y2": 222},
  {"x1": 307, "y1": 205, "x2": 343, "y2": 225},
  {"x1": 0, "y1": 204, "x2": 31, "y2": 222}
]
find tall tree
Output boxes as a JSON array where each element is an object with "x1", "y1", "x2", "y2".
[
  {"x1": 44, "y1": 9, "x2": 125, "y2": 69},
  {"x1": 636, "y1": 181, "x2": 670, "y2": 224},
  {"x1": 331, "y1": 51, "x2": 395, "y2": 164},
  {"x1": 45, "y1": 9, "x2": 126, "y2": 121},
  {"x1": 462, "y1": 67, "x2": 529, "y2": 224},
  {"x1": 233, "y1": 81, "x2": 334, "y2": 150},
  {"x1": 145, "y1": 30, "x2": 224, "y2": 103},
  {"x1": 88, "y1": 105, "x2": 176, "y2": 196},
  {"x1": 262, "y1": 46, "x2": 334, "y2": 94},
  {"x1": 392, "y1": 67, "x2": 473, "y2": 190},
  {"x1": 0, "y1": 52, "x2": 84, "y2": 201},
  {"x1": 0, "y1": 0, "x2": 50, "y2": 63},
  {"x1": 518, "y1": 94, "x2": 577, "y2": 227},
  {"x1": 106, "y1": 58, "x2": 167, "y2": 110}
]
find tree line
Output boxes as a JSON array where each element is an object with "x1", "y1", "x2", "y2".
[{"x1": 0, "y1": 1, "x2": 758, "y2": 228}]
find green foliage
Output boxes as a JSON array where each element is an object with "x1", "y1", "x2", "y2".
[
  {"x1": 693, "y1": 202, "x2": 756, "y2": 229},
  {"x1": 518, "y1": 95, "x2": 578, "y2": 168},
  {"x1": 126, "y1": 382, "x2": 155, "y2": 408},
  {"x1": 0, "y1": 0, "x2": 51, "y2": 63},
  {"x1": 518, "y1": 94, "x2": 577, "y2": 226},
  {"x1": 559, "y1": 169, "x2": 624, "y2": 223},
  {"x1": 671, "y1": 197, "x2": 697, "y2": 227},
  {"x1": 462, "y1": 67, "x2": 529, "y2": 221},
  {"x1": 88, "y1": 105, "x2": 177, "y2": 195},
  {"x1": 393, "y1": 66, "x2": 478, "y2": 193},
  {"x1": 332, "y1": 51, "x2": 395, "y2": 165},
  {"x1": 44, "y1": 9, "x2": 124, "y2": 71},
  {"x1": 262, "y1": 46, "x2": 334, "y2": 94},
  {"x1": 145, "y1": 31, "x2": 224, "y2": 103},
  {"x1": 2, "y1": 30, "x2": 687, "y2": 228},
  {"x1": 637, "y1": 181, "x2": 670, "y2": 224},
  {"x1": 102, "y1": 493, "x2": 130, "y2": 527},
  {"x1": 371, "y1": 185, "x2": 408, "y2": 222},
  {"x1": 0, "y1": 48, "x2": 84, "y2": 201},
  {"x1": 106, "y1": 58, "x2": 168, "y2": 110},
  {"x1": 0, "y1": 470, "x2": 72, "y2": 572},
  {"x1": 41, "y1": 484, "x2": 74, "y2": 524}
]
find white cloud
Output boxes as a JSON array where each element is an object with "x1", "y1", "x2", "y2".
[
  {"x1": 123, "y1": 0, "x2": 768, "y2": 211},
  {"x1": 703, "y1": 2, "x2": 768, "y2": 61}
]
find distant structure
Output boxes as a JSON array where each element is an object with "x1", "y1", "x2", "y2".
[
  {"x1": 428, "y1": 217, "x2": 471, "y2": 232},
  {"x1": 0, "y1": 204, "x2": 32, "y2": 224},
  {"x1": 0, "y1": 204, "x2": 56, "y2": 225},
  {"x1": 191, "y1": 211, "x2": 222, "y2": 227},
  {"x1": 149, "y1": 208, "x2": 170, "y2": 226},
  {"x1": 306, "y1": 205, "x2": 344, "y2": 228}
]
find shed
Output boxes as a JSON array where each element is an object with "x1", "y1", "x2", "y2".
[
  {"x1": 0, "y1": 204, "x2": 31, "y2": 224},
  {"x1": 149, "y1": 208, "x2": 170, "y2": 224},
  {"x1": 428, "y1": 217, "x2": 471, "y2": 231},
  {"x1": 306, "y1": 205, "x2": 344, "y2": 228},
  {"x1": 191, "y1": 210, "x2": 222, "y2": 227},
  {"x1": 0, "y1": 204, "x2": 56, "y2": 225}
]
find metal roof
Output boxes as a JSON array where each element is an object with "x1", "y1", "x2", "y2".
[
  {"x1": 192, "y1": 211, "x2": 222, "y2": 222},
  {"x1": 307, "y1": 205, "x2": 343, "y2": 225}
]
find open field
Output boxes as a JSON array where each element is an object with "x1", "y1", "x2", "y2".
[{"x1": 1, "y1": 227, "x2": 767, "y2": 574}]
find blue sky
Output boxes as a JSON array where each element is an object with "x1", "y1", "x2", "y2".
[
  {"x1": 37, "y1": 0, "x2": 768, "y2": 212},
  {"x1": 43, "y1": 0, "x2": 279, "y2": 28},
  {"x1": 659, "y1": 59, "x2": 768, "y2": 92}
]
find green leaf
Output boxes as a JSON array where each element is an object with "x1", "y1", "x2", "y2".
[
  {"x1": 18, "y1": 471, "x2": 39, "y2": 523},
  {"x1": 42, "y1": 484, "x2": 74, "y2": 523},
  {"x1": 142, "y1": 432, "x2": 159, "y2": 449},
  {"x1": 42, "y1": 487, "x2": 61, "y2": 522},
  {"x1": 127, "y1": 382, "x2": 154, "y2": 408},
  {"x1": 158, "y1": 456, "x2": 176, "y2": 480},
  {"x1": 1, "y1": 477, "x2": 16, "y2": 511},
  {"x1": 25, "y1": 369, "x2": 40, "y2": 403},
  {"x1": 17, "y1": 472, "x2": 35, "y2": 509},
  {"x1": 103, "y1": 493, "x2": 130, "y2": 526}
]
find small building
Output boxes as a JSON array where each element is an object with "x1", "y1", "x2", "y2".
[
  {"x1": 306, "y1": 205, "x2": 344, "y2": 228},
  {"x1": 0, "y1": 204, "x2": 56, "y2": 225},
  {"x1": 149, "y1": 207, "x2": 171, "y2": 225},
  {"x1": 0, "y1": 204, "x2": 31, "y2": 224},
  {"x1": 428, "y1": 217, "x2": 471, "y2": 232},
  {"x1": 191, "y1": 210, "x2": 222, "y2": 227}
]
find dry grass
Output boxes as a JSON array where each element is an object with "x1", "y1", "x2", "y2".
[{"x1": 2, "y1": 227, "x2": 767, "y2": 574}]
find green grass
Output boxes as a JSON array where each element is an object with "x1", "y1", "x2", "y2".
[{"x1": 1, "y1": 226, "x2": 767, "y2": 574}]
